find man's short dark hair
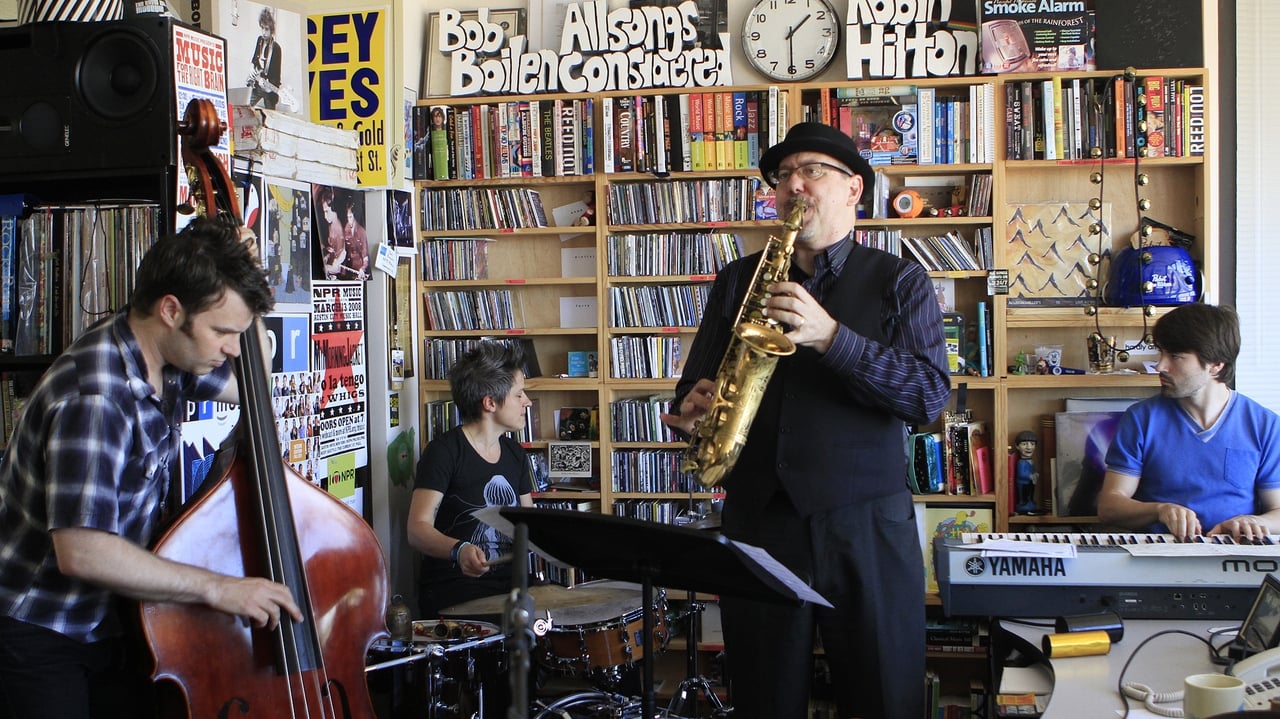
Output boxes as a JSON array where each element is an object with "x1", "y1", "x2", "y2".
[
  {"x1": 1153, "y1": 303, "x2": 1241, "y2": 385},
  {"x1": 448, "y1": 342, "x2": 525, "y2": 422},
  {"x1": 130, "y1": 216, "x2": 274, "y2": 319}
]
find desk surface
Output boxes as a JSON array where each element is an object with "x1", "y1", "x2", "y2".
[{"x1": 1000, "y1": 619, "x2": 1226, "y2": 719}]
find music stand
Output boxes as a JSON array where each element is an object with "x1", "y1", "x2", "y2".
[{"x1": 500, "y1": 507, "x2": 828, "y2": 719}]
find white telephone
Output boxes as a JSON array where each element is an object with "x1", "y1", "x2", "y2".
[{"x1": 1230, "y1": 646, "x2": 1280, "y2": 710}]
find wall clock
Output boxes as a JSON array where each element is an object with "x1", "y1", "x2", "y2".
[{"x1": 742, "y1": 0, "x2": 841, "y2": 82}]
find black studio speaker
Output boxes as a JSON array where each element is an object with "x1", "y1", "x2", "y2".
[{"x1": 0, "y1": 17, "x2": 189, "y2": 178}]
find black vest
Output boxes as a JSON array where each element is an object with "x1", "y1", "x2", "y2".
[{"x1": 726, "y1": 244, "x2": 912, "y2": 517}]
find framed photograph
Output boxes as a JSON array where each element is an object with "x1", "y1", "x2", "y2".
[
  {"x1": 422, "y1": 8, "x2": 524, "y2": 97},
  {"x1": 548, "y1": 441, "x2": 593, "y2": 478}
]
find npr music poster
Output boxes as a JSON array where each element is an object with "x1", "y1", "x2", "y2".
[{"x1": 311, "y1": 281, "x2": 368, "y2": 471}]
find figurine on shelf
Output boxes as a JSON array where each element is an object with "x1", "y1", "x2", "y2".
[
  {"x1": 574, "y1": 189, "x2": 596, "y2": 226},
  {"x1": 1014, "y1": 430, "x2": 1040, "y2": 513}
]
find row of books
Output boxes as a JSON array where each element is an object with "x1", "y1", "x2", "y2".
[
  {"x1": 1136, "y1": 75, "x2": 1204, "y2": 158},
  {"x1": 1005, "y1": 76, "x2": 1205, "y2": 161},
  {"x1": 957, "y1": 301, "x2": 996, "y2": 379},
  {"x1": 926, "y1": 671, "x2": 990, "y2": 719},
  {"x1": 919, "y1": 85, "x2": 998, "y2": 165},
  {"x1": 851, "y1": 228, "x2": 903, "y2": 256},
  {"x1": 0, "y1": 371, "x2": 38, "y2": 447},
  {"x1": 422, "y1": 399, "x2": 460, "y2": 442},
  {"x1": 926, "y1": 617, "x2": 990, "y2": 654},
  {"x1": 610, "y1": 449, "x2": 696, "y2": 494},
  {"x1": 612, "y1": 499, "x2": 686, "y2": 525},
  {"x1": 605, "y1": 231, "x2": 743, "y2": 278},
  {"x1": 423, "y1": 397, "x2": 539, "y2": 444},
  {"x1": 609, "y1": 334, "x2": 682, "y2": 380},
  {"x1": 525, "y1": 546, "x2": 584, "y2": 588},
  {"x1": 801, "y1": 85, "x2": 998, "y2": 167},
  {"x1": 601, "y1": 89, "x2": 790, "y2": 175},
  {"x1": 419, "y1": 237, "x2": 493, "y2": 281},
  {"x1": 1, "y1": 203, "x2": 159, "y2": 357},
  {"x1": 902, "y1": 228, "x2": 993, "y2": 272},
  {"x1": 610, "y1": 395, "x2": 678, "y2": 443},
  {"x1": 965, "y1": 174, "x2": 994, "y2": 218},
  {"x1": 908, "y1": 413, "x2": 993, "y2": 496},
  {"x1": 412, "y1": 98, "x2": 595, "y2": 181},
  {"x1": 420, "y1": 337, "x2": 541, "y2": 380},
  {"x1": 608, "y1": 284, "x2": 710, "y2": 329},
  {"x1": 605, "y1": 177, "x2": 765, "y2": 226},
  {"x1": 419, "y1": 186, "x2": 548, "y2": 232},
  {"x1": 422, "y1": 288, "x2": 520, "y2": 331}
]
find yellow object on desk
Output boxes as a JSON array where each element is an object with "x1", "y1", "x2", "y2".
[{"x1": 1042, "y1": 629, "x2": 1111, "y2": 658}]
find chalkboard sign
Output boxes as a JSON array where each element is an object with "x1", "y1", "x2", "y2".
[{"x1": 1096, "y1": 0, "x2": 1203, "y2": 69}]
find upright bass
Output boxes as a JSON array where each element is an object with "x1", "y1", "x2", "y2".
[{"x1": 139, "y1": 98, "x2": 389, "y2": 718}]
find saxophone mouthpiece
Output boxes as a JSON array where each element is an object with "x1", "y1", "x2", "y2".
[{"x1": 783, "y1": 196, "x2": 808, "y2": 230}]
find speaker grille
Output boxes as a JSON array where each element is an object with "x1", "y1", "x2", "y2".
[{"x1": 77, "y1": 26, "x2": 159, "y2": 121}]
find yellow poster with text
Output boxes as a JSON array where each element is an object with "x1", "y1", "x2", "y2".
[
  {"x1": 326, "y1": 452, "x2": 357, "y2": 501},
  {"x1": 307, "y1": 8, "x2": 390, "y2": 187}
]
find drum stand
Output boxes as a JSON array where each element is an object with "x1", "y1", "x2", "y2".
[
  {"x1": 499, "y1": 507, "x2": 824, "y2": 719},
  {"x1": 665, "y1": 591, "x2": 730, "y2": 719}
]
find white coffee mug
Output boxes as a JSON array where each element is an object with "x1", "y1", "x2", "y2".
[{"x1": 1183, "y1": 673, "x2": 1246, "y2": 719}]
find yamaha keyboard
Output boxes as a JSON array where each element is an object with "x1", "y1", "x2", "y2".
[{"x1": 935, "y1": 532, "x2": 1280, "y2": 620}]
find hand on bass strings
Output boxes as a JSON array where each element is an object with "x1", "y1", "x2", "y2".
[
  {"x1": 208, "y1": 575, "x2": 304, "y2": 631},
  {"x1": 766, "y1": 281, "x2": 837, "y2": 353},
  {"x1": 660, "y1": 377, "x2": 716, "y2": 435}
]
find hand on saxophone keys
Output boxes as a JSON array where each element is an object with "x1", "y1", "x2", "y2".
[
  {"x1": 660, "y1": 377, "x2": 716, "y2": 434},
  {"x1": 765, "y1": 282, "x2": 837, "y2": 354}
]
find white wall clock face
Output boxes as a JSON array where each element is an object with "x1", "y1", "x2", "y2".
[{"x1": 742, "y1": 0, "x2": 841, "y2": 82}]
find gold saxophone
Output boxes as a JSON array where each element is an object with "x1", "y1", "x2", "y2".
[{"x1": 681, "y1": 197, "x2": 807, "y2": 488}]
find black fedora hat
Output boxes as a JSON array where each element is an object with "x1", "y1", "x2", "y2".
[{"x1": 760, "y1": 122, "x2": 875, "y2": 190}]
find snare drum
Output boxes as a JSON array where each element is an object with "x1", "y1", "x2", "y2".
[{"x1": 538, "y1": 583, "x2": 669, "y2": 678}]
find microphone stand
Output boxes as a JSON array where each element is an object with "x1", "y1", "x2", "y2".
[
  {"x1": 667, "y1": 494, "x2": 731, "y2": 719},
  {"x1": 505, "y1": 522, "x2": 534, "y2": 719}
]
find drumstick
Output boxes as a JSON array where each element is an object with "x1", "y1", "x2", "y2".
[{"x1": 486, "y1": 554, "x2": 514, "y2": 566}]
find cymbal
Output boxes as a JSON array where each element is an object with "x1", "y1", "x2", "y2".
[
  {"x1": 439, "y1": 584, "x2": 643, "y2": 626},
  {"x1": 686, "y1": 515, "x2": 722, "y2": 530}
]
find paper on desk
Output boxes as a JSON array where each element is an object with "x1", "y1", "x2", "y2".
[
  {"x1": 999, "y1": 666, "x2": 1053, "y2": 695},
  {"x1": 954, "y1": 539, "x2": 1078, "y2": 559}
]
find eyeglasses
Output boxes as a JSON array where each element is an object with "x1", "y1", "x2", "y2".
[{"x1": 765, "y1": 161, "x2": 854, "y2": 187}]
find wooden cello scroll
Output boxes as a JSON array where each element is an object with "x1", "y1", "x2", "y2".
[{"x1": 139, "y1": 98, "x2": 389, "y2": 718}]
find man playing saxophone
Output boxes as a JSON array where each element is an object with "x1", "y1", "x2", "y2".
[{"x1": 663, "y1": 123, "x2": 950, "y2": 719}]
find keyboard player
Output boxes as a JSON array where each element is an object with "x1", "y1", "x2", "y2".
[{"x1": 1097, "y1": 304, "x2": 1280, "y2": 542}]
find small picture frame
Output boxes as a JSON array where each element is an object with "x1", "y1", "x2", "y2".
[
  {"x1": 547, "y1": 441, "x2": 592, "y2": 478},
  {"x1": 422, "y1": 8, "x2": 524, "y2": 97},
  {"x1": 1231, "y1": 574, "x2": 1280, "y2": 660}
]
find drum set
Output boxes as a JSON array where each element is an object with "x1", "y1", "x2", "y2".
[{"x1": 366, "y1": 580, "x2": 728, "y2": 719}]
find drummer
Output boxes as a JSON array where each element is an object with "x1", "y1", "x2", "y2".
[{"x1": 407, "y1": 342, "x2": 537, "y2": 619}]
